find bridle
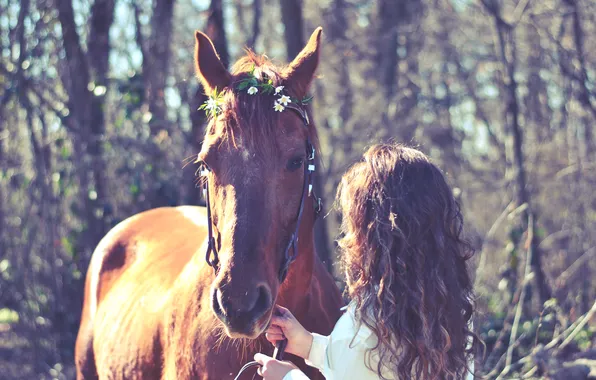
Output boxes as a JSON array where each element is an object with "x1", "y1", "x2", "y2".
[
  {"x1": 198, "y1": 102, "x2": 321, "y2": 284},
  {"x1": 198, "y1": 100, "x2": 321, "y2": 379}
]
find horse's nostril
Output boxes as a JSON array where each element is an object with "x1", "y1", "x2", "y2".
[
  {"x1": 213, "y1": 283, "x2": 272, "y2": 321},
  {"x1": 252, "y1": 284, "x2": 272, "y2": 316}
]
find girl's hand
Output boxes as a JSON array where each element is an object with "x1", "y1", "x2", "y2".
[
  {"x1": 265, "y1": 305, "x2": 313, "y2": 359},
  {"x1": 253, "y1": 353, "x2": 298, "y2": 380}
]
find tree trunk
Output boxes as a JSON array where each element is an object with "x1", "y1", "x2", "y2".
[
  {"x1": 135, "y1": 0, "x2": 176, "y2": 207},
  {"x1": 146, "y1": 0, "x2": 175, "y2": 136},
  {"x1": 249, "y1": 0, "x2": 262, "y2": 49},
  {"x1": 279, "y1": 0, "x2": 304, "y2": 62},
  {"x1": 185, "y1": 0, "x2": 229, "y2": 206},
  {"x1": 87, "y1": 0, "x2": 115, "y2": 234},
  {"x1": 375, "y1": 0, "x2": 422, "y2": 143},
  {"x1": 489, "y1": 3, "x2": 551, "y2": 306},
  {"x1": 375, "y1": 0, "x2": 400, "y2": 100},
  {"x1": 56, "y1": 0, "x2": 114, "y2": 255}
]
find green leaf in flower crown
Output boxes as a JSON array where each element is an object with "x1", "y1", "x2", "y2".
[
  {"x1": 249, "y1": 78, "x2": 258, "y2": 87},
  {"x1": 261, "y1": 83, "x2": 274, "y2": 95},
  {"x1": 301, "y1": 95, "x2": 314, "y2": 104},
  {"x1": 238, "y1": 81, "x2": 249, "y2": 90}
]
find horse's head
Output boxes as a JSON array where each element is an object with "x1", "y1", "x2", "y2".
[{"x1": 194, "y1": 28, "x2": 322, "y2": 338}]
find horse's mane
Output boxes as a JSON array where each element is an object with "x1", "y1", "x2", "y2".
[{"x1": 213, "y1": 50, "x2": 319, "y2": 155}]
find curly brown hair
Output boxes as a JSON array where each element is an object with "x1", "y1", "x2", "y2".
[{"x1": 336, "y1": 143, "x2": 477, "y2": 380}]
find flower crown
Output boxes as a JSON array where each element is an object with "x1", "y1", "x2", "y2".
[{"x1": 199, "y1": 67, "x2": 313, "y2": 118}]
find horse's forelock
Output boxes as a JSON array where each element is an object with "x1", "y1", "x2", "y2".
[{"x1": 215, "y1": 51, "x2": 318, "y2": 156}]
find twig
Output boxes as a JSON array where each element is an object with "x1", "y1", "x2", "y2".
[
  {"x1": 557, "y1": 300, "x2": 596, "y2": 351},
  {"x1": 484, "y1": 333, "x2": 527, "y2": 379},
  {"x1": 522, "y1": 365, "x2": 538, "y2": 378},
  {"x1": 475, "y1": 201, "x2": 515, "y2": 279},
  {"x1": 555, "y1": 246, "x2": 596, "y2": 290},
  {"x1": 544, "y1": 310, "x2": 584, "y2": 350},
  {"x1": 505, "y1": 213, "x2": 534, "y2": 370},
  {"x1": 510, "y1": 0, "x2": 532, "y2": 26}
]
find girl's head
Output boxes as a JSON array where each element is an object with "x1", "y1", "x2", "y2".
[{"x1": 337, "y1": 143, "x2": 476, "y2": 380}]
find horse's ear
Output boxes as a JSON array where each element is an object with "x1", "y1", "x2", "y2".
[
  {"x1": 284, "y1": 27, "x2": 323, "y2": 97},
  {"x1": 194, "y1": 31, "x2": 231, "y2": 92}
]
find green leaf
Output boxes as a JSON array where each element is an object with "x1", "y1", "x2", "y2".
[
  {"x1": 261, "y1": 83, "x2": 274, "y2": 94},
  {"x1": 61, "y1": 237, "x2": 75, "y2": 257},
  {"x1": 129, "y1": 183, "x2": 139, "y2": 196},
  {"x1": 238, "y1": 81, "x2": 249, "y2": 90},
  {"x1": 302, "y1": 95, "x2": 314, "y2": 104}
]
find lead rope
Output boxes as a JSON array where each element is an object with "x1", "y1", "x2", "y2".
[{"x1": 233, "y1": 339, "x2": 288, "y2": 380}]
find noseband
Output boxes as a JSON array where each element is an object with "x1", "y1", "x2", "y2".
[{"x1": 198, "y1": 103, "x2": 321, "y2": 283}]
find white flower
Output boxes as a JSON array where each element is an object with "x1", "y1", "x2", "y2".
[
  {"x1": 205, "y1": 97, "x2": 218, "y2": 111},
  {"x1": 247, "y1": 86, "x2": 258, "y2": 95},
  {"x1": 278, "y1": 95, "x2": 291, "y2": 106},
  {"x1": 273, "y1": 102, "x2": 285, "y2": 112},
  {"x1": 275, "y1": 86, "x2": 285, "y2": 95}
]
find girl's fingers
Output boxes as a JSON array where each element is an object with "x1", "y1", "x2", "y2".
[
  {"x1": 254, "y1": 353, "x2": 271, "y2": 366},
  {"x1": 265, "y1": 332, "x2": 285, "y2": 343},
  {"x1": 270, "y1": 314, "x2": 293, "y2": 328},
  {"x1": 274, "y1": 305, "x2": 290, "y2": 316},
  {"x1": 266, "y1": 325, "x2": 283, "y2": 335}
]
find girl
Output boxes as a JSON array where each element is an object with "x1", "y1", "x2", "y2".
[{"x1": 254, "y1": 143, "x2": 478, "y2": 379}]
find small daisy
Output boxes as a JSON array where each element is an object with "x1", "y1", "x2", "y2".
[
  {"x1": 273, "y1": 102, "x2": 285, "y2": 112},
  {"x1": 247, "y1": 86, "x2": 258, "y2": 95},
  {"x1": 205, "y1": 97, "x2": 218, "y2": 111},
  {"x1": 274, "y1": 86, "x2": 285, "y2": 95},
  {"x1": 278, "y1": 95, "x2": 291, "y2": 106}
]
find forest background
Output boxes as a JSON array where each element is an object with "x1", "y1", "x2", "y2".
[{"x1": 1, "y1": 0, "x2": 595, "y2": 378}]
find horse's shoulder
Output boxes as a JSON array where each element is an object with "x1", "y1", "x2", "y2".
[{"x1": 87, "y1": 206, "x2": 209, "y2": 317}]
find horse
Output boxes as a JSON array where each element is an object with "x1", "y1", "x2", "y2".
[{"x1": 74, "y1": 27, "x2": 344, "y2": 379}]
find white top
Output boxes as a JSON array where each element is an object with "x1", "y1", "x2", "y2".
[{"x1": 283, "y1": 305, "x2": 475, "y2": 380}]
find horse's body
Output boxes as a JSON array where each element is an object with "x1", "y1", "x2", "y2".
[
  {"x1": 75, "y1": 28, "x2": 343, "y2": 379},
  {"x1": 76, "y1": 206, "x2": 341, "y2": 379}
]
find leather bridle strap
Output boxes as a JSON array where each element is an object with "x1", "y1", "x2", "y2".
[
  {"x1": 278, "y1": 138, "x2": 314, "y2": 282},
  {"x1": 201, "y1": 166, "x2": 219, "y2": 268}
]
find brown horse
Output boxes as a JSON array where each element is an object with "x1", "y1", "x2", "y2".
[{"x1": 74, "y1": 28, "x2": 343, "y2": 379}]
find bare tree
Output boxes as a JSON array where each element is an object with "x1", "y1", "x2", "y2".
[
  {"x1": 483, "y1": 0, "x2": 551, "y2": 305},
  {"x1": 55, "y1": 0, "x2": 115, "y2": 255}
]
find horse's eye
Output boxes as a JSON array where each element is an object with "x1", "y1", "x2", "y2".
[{"x1": 286, "y1": 157, "x2": 304, "y2": 171}]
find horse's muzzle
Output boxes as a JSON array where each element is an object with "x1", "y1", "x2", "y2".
[{"x1": 211, "y1": 283, "x2": 273, "y2": 338}]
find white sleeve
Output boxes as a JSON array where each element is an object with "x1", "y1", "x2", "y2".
[
  {"x1": 304, "y1": 333, "x2": 330, "y2": 371},
  {"x1": 282, "y1": 369, "x2": 311, "y2": 380},
  {"x1": 303, "y1": 332, "x2": 378, "y2": 380}
]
